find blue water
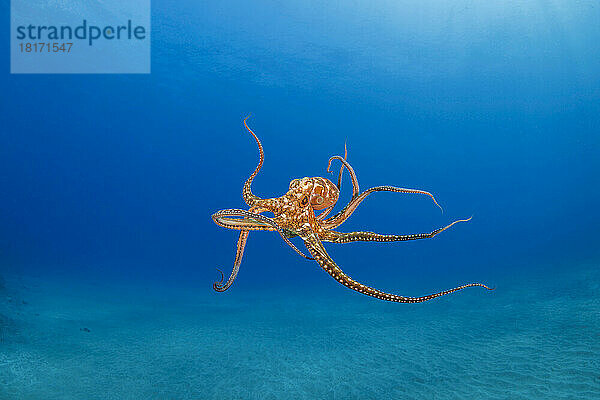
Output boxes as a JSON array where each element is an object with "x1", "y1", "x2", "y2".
[{"x1": 1, "y1": 1, "x2": 599, "y2": 399}]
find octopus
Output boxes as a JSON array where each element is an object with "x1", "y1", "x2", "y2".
[{"x1": 212, "y1": 117, "x2": 494, "y2": 303}]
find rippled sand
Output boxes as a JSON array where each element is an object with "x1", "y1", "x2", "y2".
[{"x1": 1, "y1": 266, "x2": 599, "y2": 399}]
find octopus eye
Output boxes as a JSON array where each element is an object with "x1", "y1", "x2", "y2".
[
  {"x1": 301, "y1": 196, "x2": 309, "y2": 206},
  {"x1": 315, "y1": 196, "x2": 324, "y2": 205}
]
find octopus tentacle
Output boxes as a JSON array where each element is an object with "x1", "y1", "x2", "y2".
[
  {"x1": 212, "y1": 209, "x2": 313, "y2": 260},
  {"x1": 211, "y1": 214, "x2": 276, "y2": 231},
  {"x1": 336, "y1": 142, "x2": 348, "y2": 191},
  {"x1": 323, "y1": 185, "x2": 443, "y2": 230},
  {"x1": 316, "y1": 205, "x2": 335, "y2": 220},
  {"x1": 214, "y1": 230, "x2": 249, "y2": 292},
  {"x1": 213, "y1": 205, "x2": 284, "y2": 292},
  {"x1": 327, "y1": 155, "x2": 359, "y2": 198},
  {"x1": 317, "y1": 144, "x2": 348, "y2": 221},
  {"x1": 320, "y1": 217, "x2": 471, "y2": 243},
  {"x1": 242, "y1": 116, "x2": 264, "y2": 207},
  {"x1": 301, "y1": 229, "x2": 493, "y2": 303}
]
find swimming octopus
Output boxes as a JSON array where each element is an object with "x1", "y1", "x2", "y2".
[{"x1": 212, "y1": 117, "x2": 493, "y2": 303}]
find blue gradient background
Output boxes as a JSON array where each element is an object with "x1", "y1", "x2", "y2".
[{"x1": 1, "y1": 1, "x2": 599, "y2": 399}]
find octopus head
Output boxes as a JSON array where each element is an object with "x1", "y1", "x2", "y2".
[{"x1": 288, "y1": 177, "x2": 339, "y2": 210}]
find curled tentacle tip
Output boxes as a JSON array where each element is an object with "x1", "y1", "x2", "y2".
[
  {"x1": 213, "y1": 277, "x2": 225, "y2": 291},
  {"x1": 244, "y1": 113, "x2": 252, "y2": 121},
  {"x1": 215, "y1": 268, "x2": 225, "y2": 283}
]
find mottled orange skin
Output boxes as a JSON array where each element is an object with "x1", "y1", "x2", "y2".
[{"x1": 253, "y1": 177, "x2": 337, "y2": 236}]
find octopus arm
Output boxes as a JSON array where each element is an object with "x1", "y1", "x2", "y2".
[
  {"x1": 323, "y1": 185, "x2": 443, "y2": 230},
  {"x1": 327, "y1": 154, "x2": 359, "y2": 197},
  {"x1": 320, "y1": 218, "x2": 472, "y2": 243},
  {"x1": 214, "y1": 230, "x2": 249, "y2": 292},
  {"x1": 301, "y1": 229, "x2": 493, "y2": 303},
  {"x1": 242, "y1": 116, "x2": 264, "y2": 207},
  {"x1": 212, "y1": 209, "x2": 313, "y2": 260}
]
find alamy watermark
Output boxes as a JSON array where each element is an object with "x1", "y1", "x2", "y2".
[{"x1": 11, "y1": 0, "x2": 150, "y2": 73}]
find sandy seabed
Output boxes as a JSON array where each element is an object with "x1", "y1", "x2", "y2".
[{"x1": 1, "y1": 266, "x2": 599, "y2": 400}]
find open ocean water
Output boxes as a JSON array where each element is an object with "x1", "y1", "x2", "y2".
[{"x1": 1, "y1": 1, "x2": 599, "y2": 399}]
